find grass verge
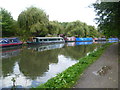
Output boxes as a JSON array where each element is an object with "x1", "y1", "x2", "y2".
[{"x1": 35, "y1": 43, "x2": 112, "y2": 88}]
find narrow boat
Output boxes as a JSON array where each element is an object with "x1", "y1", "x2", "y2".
[
  {"x1": 0, "y1": 37, "x2": 23, "y2": 47},
  {"x1": 64, "y1": 37, "x2": 76, "y2": 42},
  {"x1": 108, "y1": 38, "x2": 119, "y2": 41},
  {"x1": 108, "y1": 38, "x2": 119, "y2": 43},
  {"x1": 76, "y1": 37, "x2": 93, "y2": 42},
  {"x1": 93, "y1": 38, "x2": 106, "y2": 41},
  {"x1": 27, "y1": 37, "x2": 65, "y2": 45}
]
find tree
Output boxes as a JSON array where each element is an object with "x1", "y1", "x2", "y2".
[
  {"x1": 0, "y1": 8, "x2": 15, "y2": 37},
  {"x1": 59, "y1": 20, "x2": 100, "y2": 37},
  {"x1": 93, "y1": 2, "x2": 120, "y2": 37},
  {"x1": 18, "y1": 6, "x2": 49, "y2": 37},
  {"x1": 47, "y1": 21, "x2": 64, "y2": 36},
  {"x1": 88, "y1": 25, "x2": 100, "y2": 37}
]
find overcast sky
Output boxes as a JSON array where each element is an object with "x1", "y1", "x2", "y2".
[{"x1": 0, "y1": 0, "x2": 97, "y2": 26}]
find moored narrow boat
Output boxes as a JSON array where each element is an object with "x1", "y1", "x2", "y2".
[
  {"x1": 64, "y1": 37, "x2": 76, "y2": 42},
  {"x1": 76, "y1": 37, "x2": 93, "y2": 42},
  {"x1": 93, "y1": 38, "x2": 106, "y2": 41},
  {"x1": 27, "y1": 37, "x2": 65, "y2": 45},
  {"x1": 0, "y1": 37, "x2": 23, "y2": 47},
  {"x1": 108, "y1": 38, "x2": 119, "y2": 41},
  {"x1": 108, "y1": 38, "x2": 119, "y2": 43}
]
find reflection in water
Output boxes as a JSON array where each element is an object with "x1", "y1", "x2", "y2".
[
  {"x1": 108, "y1": 41, "x2": 118, "y2": 43},
  {"x1": 1, "y1": 43, "x2": 102, "y2": 88},
  {"x1": 76, "y1": 42, "x2": 93, "y2": 45},
  {"x1": 2, "y1": 61, "x2": 32, "y2": 88},
  {"x1": 32, "y1": 55, "x2": 77, "y2": 87},
  {"x1": 66, "y1": 42, "x2": 76, "y2": 46},
  {"x1": 28, "y1": 43, "x2": 65, "y2": 52},
  {"x1": 1, "y1": 46, "x2": 21, "y2": 58},
  {"x1": 66, "y1": 42, "x2": 93, "y2": 46},
  {"x1": 93, "y1": 41, "x2": 108, "y2": 44}
]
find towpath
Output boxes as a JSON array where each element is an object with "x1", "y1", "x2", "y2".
[{"x1": 73, "y1": 43, "x2": 119, "y2": 88}]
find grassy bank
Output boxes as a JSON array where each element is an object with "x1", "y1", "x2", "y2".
[{"x1": 35, "y1": 43, "x2": 112, "y2": 88}]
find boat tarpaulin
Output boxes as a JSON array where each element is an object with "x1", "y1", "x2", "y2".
[{"x1": 76, "y1": 38, "x2": 93, "y2": 41}]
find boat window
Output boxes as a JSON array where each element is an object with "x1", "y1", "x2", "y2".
[
  {"x1": 36, "y1": 39, "x2": 39, "y2": 42},
  {"x1": 52, "y1": 39, "x2": 56, "y2": 41},
  {"x1": 13, "y1": 39, "x2": 18, "y2": 42},
  {"x1": 59, "y1": 38, "x2": 64, "y2": 41},
  {"x1": 39, "y1": 39, "x2": 42, "y2": 41},
  {"x1": 9, "y1": 39, "x2": 14, "y2": 43},
  {"x1": 43, "y1": 39, "x2": 47, "y2": 41},
  {"x1": 0, "y1": 40, "x2": 9, "y2": 44},
  {"x1": 36, "y1": 38, "x2": 64, "y2": 42},
  {"x1": 33, "y1": 39, "x2": 36, "y2": 42},
  {"x1": 9, "y1": 39, "x2": 18, "y2": 43}
]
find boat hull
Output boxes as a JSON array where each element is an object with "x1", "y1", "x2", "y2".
[{"x1": 0, "y1": 42, "x2": 23, "y2": 48}]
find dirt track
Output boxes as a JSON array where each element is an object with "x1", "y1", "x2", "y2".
[{"x1": 74, "y1": 43, "x2": 118, "y2": 88}]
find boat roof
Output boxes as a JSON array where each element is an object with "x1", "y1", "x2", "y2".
[
  {"x1": 33, "y1": 37, "x2": 64, "y2": 39},
  {"x1": 0, "y1": 37, "x2": 19, "y2": 40}
]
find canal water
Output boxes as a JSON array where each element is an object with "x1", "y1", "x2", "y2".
[{"x1": 1, "y1": 42, "x2": 104, "y2": 88}]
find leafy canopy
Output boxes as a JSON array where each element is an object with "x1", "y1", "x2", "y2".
[
  {"x1": 0, "y1": 8, "x2": 15, "y2": 37},
  {"x1": 18, "y1": 6, "x2": 49, "y2": 37},
  {"x1": 93, "y1": 2, "x2": 120, "y2": 37}
]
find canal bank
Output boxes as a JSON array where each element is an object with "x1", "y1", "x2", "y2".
[
  {"x1": 74, "y1": 43, "x2": 118, "y2": 88},
  {"x1": 36, "y1": 43, "x2": 113, "y2": 88}
]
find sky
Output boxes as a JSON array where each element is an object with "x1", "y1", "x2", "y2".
[{"x1": 0, "y1": 0, "x2": 97, "y2": 27}]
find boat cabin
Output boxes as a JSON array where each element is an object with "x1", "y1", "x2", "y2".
[
  {"x1": 29, "y1": 37, "x2": 65, "y2": 44},
  {"x1": 0, "y1": 37, "x2": 23, "y2": 47}
]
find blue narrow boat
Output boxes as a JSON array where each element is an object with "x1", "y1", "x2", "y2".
[
  {"x1": 108, "y1": 38, "x2": 119, "y2": 41},
  {"x1": 108, "y1": 38, "x2": 119, "y2": 43},
  {"x1": 0, "y1": 37, "x2": 23, "y2": 47},
  {"x1": 76, "y1": 38, "x2": 93, "y2": 42}
]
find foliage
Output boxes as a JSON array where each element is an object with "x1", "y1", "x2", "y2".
[
  {"x1": 60, "y1": 20, "x2": 100, "y2": 37},
  {"x1": 93, "y1": 2, "x2": 120, "y2": 38},
  {"x1": 1, "y1": 6, "x2": 102, "y2": 39},
  {"x1": 88, "y1": 25, "x2": 101, "y2": 37},
  {"x1": 0, "y1": 8, "x2": 16, "y2": 37},
  {"x1": 35, "y1": 43, "x2": 112, "y2": 88},
  {"x1": 18, "y1": 6, "x2": 49, "y2": 37},
  {"x1": 47, "y1": 21, "x2": 64, "y2": 36}
]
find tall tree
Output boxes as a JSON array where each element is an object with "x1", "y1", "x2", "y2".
[
  {"x1": 93, "y1": 2, "x2": 120, "y2": 37},
  {"x1": 88, "y1": 25, "x2": 100, "y2": 37},
  {"x1": 18, "y1": 6, "x2": 49, "y2": 37},
  {"x1": 83, "y1": 23, "x2": 90, "y2": 37},
  {"x1": 47, "y1": 21, "x2": 63, "y2": 36},
  {"x1": 0, "y1": 8, "x2": 15, "y2": 37}
]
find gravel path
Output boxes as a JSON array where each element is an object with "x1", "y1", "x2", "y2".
[{"x1": 74, "y1": 43, "x2": 118, "y2": 88}]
